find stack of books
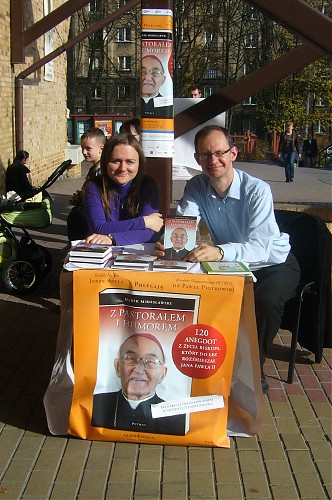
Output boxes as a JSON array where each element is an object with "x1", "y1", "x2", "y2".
[
  {"x1": 111, "y1": 254, "x2": 157, "y2": 271},
  {"x1": 68, "y1": 242, "x2": 113, "y2": 268}
]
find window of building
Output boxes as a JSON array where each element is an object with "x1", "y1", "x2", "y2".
[
  {"x1": 179, "y1": 26, "x2": 189, "y2": 42},
  {"x1": 204, "y1": 86, "x2": 217, "y2": 97},
  {"x1": 243, "y1": 62, "x2": 256, "y2": 75},
  {"x1": 244, "y1": 34, "x2": 257, "y2": 48},
  {"x1": 118, "y1": 0, "x2": 127, "y2": 7},
  {"x1": 243, "y1": 96, "x2": 257, "y2": 105},
  {"x1": 118, "y1": 56, "x2": 131, "y2": 71},
  {"x1": 314, "y1": 120, "x2": 325, "y2": 134},
  {"x1": 243, "y1": 118, "x2": 257, "y2": 133},
  {"x1": 246, "y1": 5, "x2": 258, "y2": 20},
  {"x1": 316, "y1": 96, "x2": 326, "y2": 107},
  {"x1": 118, "y1": 27, "x2": 132, "y2": 42},
  {"x1": 117, "y1": 86, "x2": 131, "y2": 100},
  {"x1": 204, "y1": 66, "x2": 217, "y2": 79},
  {"x1": 322, "y1": 2, "x2": 331, "y2": 15},
  {"x1": 92, "y1": 86, "x2": 102, "y2": 99},
  {"x1": 90, "y1": 57, "x2": 100, "y2": 70},
  {"x1": 205, "y1": 31, "x2": 218, "y2": 49},
  {"x1": 89, "y1": 0, "x2": 98, "y2": 13}
]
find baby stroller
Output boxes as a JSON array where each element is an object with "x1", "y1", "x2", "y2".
[{"x1": 0, "y1": 159, "x2": 72, "y2": 294}]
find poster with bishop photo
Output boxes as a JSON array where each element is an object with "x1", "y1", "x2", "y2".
[
  {"x1": 68, "y1": 269, "x2": 250, "y2": 447},
  {"x1": 141, "y1": 8, "x2": 174, "y2": 158}
]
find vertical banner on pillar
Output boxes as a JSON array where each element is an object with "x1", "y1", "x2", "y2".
[{"x1": 141, "y1": 8, "x2": 174, "y2": 158}]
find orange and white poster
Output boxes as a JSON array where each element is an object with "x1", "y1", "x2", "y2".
[
  {"x1": 94, "y1": 120, "x2": 112, "y2": 139},
  {"x1": 68, "y1": 270, "x2": 245, "y2": 447},
  {"x1": 141, "y1": 8, "x2": 174, "y2": 158}
]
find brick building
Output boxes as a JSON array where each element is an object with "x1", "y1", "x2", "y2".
[{"x1": 0, "y1": 0, "x2": 70, "y2": 193}]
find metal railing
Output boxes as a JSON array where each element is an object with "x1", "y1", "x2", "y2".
[{"x1": 317, "y1": 144, "x2": 332, "y2": 168}]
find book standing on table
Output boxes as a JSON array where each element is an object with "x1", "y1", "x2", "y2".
[{"x1": 163, "y1": 215, "x2": 197, "y2": 260}]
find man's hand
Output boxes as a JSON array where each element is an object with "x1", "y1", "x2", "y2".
[
  {"x1": 184, "y1": 243, "x2": 222, "y2": 262},
  {"x1": 154, "y1": 241, "x2": 165, "y2": 258},
  {"x1": 143, "y1": 213, "x2": 164, "y2": 232},
  {"x1": 85, "y1": 233, "x2": 113, "y2": 245}
]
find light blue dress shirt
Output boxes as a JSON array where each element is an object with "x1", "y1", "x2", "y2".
[{"x1": 177, "y1": 169, "x2": 290, "y2": 270}]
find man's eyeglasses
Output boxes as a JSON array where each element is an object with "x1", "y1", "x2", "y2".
[
  {"x1": 141, "y1": 69, "x2": 163, "y2": 78},
  {"x1": 120, "y1": 353, "x2": 164, "y2": 369},
  {"x1": 196, "y1": 148, "x2": 232, "y2": 161}
]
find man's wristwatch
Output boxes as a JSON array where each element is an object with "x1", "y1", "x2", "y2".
[{"x1": 219, "y1": 247, "x2": 224, "y2": 260}]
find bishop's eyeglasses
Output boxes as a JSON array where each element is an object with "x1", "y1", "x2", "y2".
[
  {"x1": 120, "y1": 353, "x2": 164, "y2": 369},
  {"x1": 141, "y1": 69, "x2": 163, "y2": 78}
]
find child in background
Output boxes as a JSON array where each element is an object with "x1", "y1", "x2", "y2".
[{"x1": 67, "y1": 127, "x2": 106, "y2": 241}]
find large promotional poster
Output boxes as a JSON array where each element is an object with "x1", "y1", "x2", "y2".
[
  {"x1": 68, "y1": 270, "x2": 245, "y2": 447},
  {"x1": 141, "y1": 8, "x2": 174, "y2": 158}
]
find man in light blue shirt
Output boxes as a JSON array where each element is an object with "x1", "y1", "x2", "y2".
[{"x1": 156, "y1": 125, "x2": 300, "y2": 393}]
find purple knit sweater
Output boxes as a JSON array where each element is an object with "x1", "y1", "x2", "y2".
[{"x1": 83, "y1": 178, "x2": 159, "y2": 245}]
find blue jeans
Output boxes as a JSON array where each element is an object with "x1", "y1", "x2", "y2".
[{"x1": 282, "y1": 151, "x2": 297, "y2": 181}]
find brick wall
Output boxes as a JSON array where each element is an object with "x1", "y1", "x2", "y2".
[{"x1": 0, "y1": 0, "x2": 70, "y2": 193}]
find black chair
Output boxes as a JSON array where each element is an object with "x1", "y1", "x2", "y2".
[{"x1": 275, "y1": 210, "x2": 332, "y2": 383}]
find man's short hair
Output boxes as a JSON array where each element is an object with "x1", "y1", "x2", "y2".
[
  {"x1": 81, "y1": 127, "x2": 107, "y2": 145},
  {"x1": 194, "y1": 125, "x2": 234, "y2": 152},
  {"x1": 15, "y1": 150, "x2": 29, "y2": 162},
  {"x1": 189, "y1": 85, "x2": 202, "y2": 94}
]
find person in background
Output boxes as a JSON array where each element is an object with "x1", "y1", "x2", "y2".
[
  {"x1": 278, "y1": 122, "x2": 301, "y2": 182},
  {"x1": 119, "y1": 118, "x2": 141, "y2": 141},
  {"x1": 6, "y1": 150, "x2": 38, "y2": 199},
  {"x1": 188, "y1": 85, "x2": 203, "y2": 98},
  {"x1": 83, "y1": 133, "x2": 163, "y2": 246},
  {"x1": 67, "y1": 127, "x2": 106, "y2": 241},
  {"x1": 302, "y1": 133, "x2": 318, "y2": 168},
  {"x1": 155, "y1": 125, "x2": 300, "y2": 394}
]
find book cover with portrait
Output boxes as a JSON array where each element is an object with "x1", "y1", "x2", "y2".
[
  {"x1": 92, "y1": 289, "x2": 201, "y2": 436},
  {"x1": 163, "y1": 216, "x2": 197, "y2": 260}
]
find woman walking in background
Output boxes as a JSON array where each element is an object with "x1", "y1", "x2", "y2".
[{"x1": 278, "y1": 122, "x2": 301, "y2": 183}]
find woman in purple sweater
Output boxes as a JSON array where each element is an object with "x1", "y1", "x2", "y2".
[{"x1": 83, "y1": 134, "x2": 163, "y2": 246}]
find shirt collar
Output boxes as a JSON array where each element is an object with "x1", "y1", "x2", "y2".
[{"x1": 207, "y1": 169, "x2": 241, "y2": 201}]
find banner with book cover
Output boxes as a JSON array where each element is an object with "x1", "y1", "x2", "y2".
[
  {"x1": 66, "y1": 269, "x2": 263, "y2": 447},
  {"x1": 141, "y1": 8, "x2": 174, "y2": 158}
]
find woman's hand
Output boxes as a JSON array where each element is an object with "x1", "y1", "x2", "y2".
[
  {"x1": 85, "y1": 233, "x2": 113, "y2": 245},
  {"x1": 143, "y1": 213, "x2": 164, "y2": 232}
]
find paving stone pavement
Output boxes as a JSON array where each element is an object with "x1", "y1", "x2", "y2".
[{"x1": 0, "y1": 160, "x2": 331, "y2": 499}]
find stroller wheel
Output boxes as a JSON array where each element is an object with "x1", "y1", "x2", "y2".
[
  {"x1": 34, "y1": 245, "x2": 52, "y2": 276},
  {"x1": 1, "y1": 256, "x2": 40, "y2": 294}
]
